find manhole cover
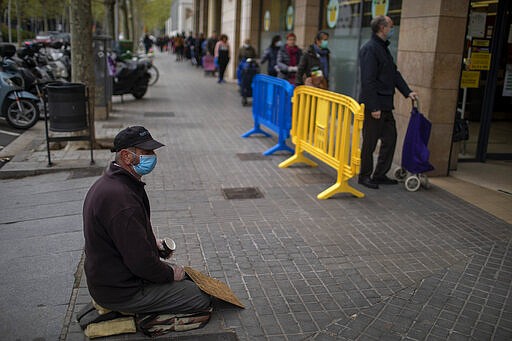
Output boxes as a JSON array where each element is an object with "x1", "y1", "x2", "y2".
[
  {"x1": 222, "y1": 187, "x2": 263, "y2": 199},
  {"x1": 144, "y1": 111, "x2": 175, "y2": 117},
  {"x1": 297, "y1": 173, "x2": 333, "y2": 184},
  {"x1": 236, "y1": 153, "x2": 266, "y2": 161}
]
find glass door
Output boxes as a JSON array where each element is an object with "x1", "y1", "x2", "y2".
[{"x1": 457, "y1": 0, "x2": 512, "y2": 161}]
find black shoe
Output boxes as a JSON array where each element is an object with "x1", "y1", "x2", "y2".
[
  {"x1": 358, "y1": 176, "x2": 379, "y2": 189},
  {"x1": 372, "y1": 175, "x2": 398, "y2": 185}
]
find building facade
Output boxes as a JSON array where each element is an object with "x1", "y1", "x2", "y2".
[
  {"x1": 191, "y1": 0, "x2": 511, "y2": 176},
  {"x1": 170, "y1": 0, "x2": 194, "y2": 36}
]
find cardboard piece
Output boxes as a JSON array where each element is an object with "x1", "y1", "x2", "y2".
[{"x1": 184, "y1": 267, "x2": 245, "y2": 308}]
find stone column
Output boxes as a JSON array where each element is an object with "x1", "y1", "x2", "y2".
[
  {"x1": 219, "y1": 0, "x2": 239, "y2": 80},
  {"x1": 394, "y1": 0, "x2": 469, "y2": 176},
  {"x1": 294, "y1": 0, "x2": 320, "y2": 50}
]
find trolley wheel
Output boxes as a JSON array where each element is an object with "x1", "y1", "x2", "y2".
[
  {"x1": 242, "y1": 97, "x2": 248, "y2": 106},
  {"x1": 394, "y1": 167, "x2": 407, "y2": 181},
  {"x1": 405, "y1": 175, "x2": 421, "y2": 192},
  {"x1": 419, "y1": 174, "x2": 431, "y2": 189}
]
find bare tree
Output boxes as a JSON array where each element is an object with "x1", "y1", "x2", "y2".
[{"x1": 70, "y1": 0, "x2": 96, "y2": 144}]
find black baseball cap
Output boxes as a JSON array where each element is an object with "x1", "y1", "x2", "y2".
[{"x1": 111, "y1": 126, "x2": 165, "y2": 152}]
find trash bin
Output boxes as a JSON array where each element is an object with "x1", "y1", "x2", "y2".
[{"x1": 47, "y1": 83, "x2": 87, "y2": 132}]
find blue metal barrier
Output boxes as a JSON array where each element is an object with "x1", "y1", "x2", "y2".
[{"x1": 241, "y1": 74, "x2": 294, "y2": 155}]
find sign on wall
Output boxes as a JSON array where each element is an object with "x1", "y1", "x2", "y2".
[
  {"x1": 264, "y1": 10, "x2": 271, "y2": 32},
  {"x1": 327, "y1": 0, "x2": 339, "y2": 28},
  {"x1": 286, "y1": 6, "x2": 294, "y2": 30},
  {"x1": 371, "y1": 0, "x2": 389, "y2": 17}
]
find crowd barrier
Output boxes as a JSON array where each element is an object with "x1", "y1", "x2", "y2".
[
  {"x1": 279, "y1": 86, "x2": 365, "y2": 199},
  {"x1": 241, "y1": 74, "x2": 294, "y2": 155}
]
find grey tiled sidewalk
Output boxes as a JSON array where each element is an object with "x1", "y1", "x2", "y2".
[{"x1": 6, "y1": 53, "x2": 512, "y2": 340}]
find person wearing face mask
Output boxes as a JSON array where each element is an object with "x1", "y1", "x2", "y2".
[
  {"x1": 357, "y1": 15, "x2": 418, "y2": 190},
  {"x1": 276, "y1": 32, "x2": 303, "y2": 85},
  {"x1": 296, "y1": 31, "x2": 330, "y2": 89},
  {"x1": 260, "y1": 35, "x2": 282, "y2": 77},
  {"x1": 82, "y1": 126, "x2": 212, "y2": 316}
]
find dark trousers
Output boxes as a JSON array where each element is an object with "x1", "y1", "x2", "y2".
[
  {"x1": 218, "y1": 62, "x2": 228, "y2": 81},
  {"x1": 359, "y1": 110, "x2": 397, "y2": 178}
]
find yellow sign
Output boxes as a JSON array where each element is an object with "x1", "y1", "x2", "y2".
[
  {"x1": 264, "y1": 10, "x2": 271, "y2": 32},
  {"x1": 470, "y1": 52, "x2": 492, "y2": 70},
  {"x1": 472, "y1": 39, "x2": 490, "y2": 47},
  {"x1": 286, "y1": 6, "x2": 294, "y2": 30},
  {"x1": 372, "y1": 0, "x2": 389, "y2": 17},
  {"x1": 327, "y1": 0, "x2": 339, "y2": 28},
  {"x1": 460, "y1": 71, "x2": 480, "y2": 88}
]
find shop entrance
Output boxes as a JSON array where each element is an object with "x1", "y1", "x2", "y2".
[{"x1": 456, "y1": 0, "x2": 512, "y2": 162}]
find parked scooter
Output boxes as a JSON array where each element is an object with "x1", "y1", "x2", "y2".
[
  {"x1": 15, "y1": 44, "x2": 66, "y2": 114},
  {"x1": 0, "y1": 44, "x2": 40, "y2": 129},
  {"x1": 109, "y1": 52, "x2": 150, "y2": 99}
]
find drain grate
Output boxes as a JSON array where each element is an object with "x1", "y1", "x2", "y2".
[
  {"x1": 236, "y1": 153, "x2": 267, "y2": 161},
  {"x1": 222, "y1": 187, "x2": 263, "y2": 199},
  {"x1": 297, "y1": 173, "x2": 333, "y2": 184},
  {"x1": 144, "y1": 111, "x2": 175, "y2": 117},
  {"x1": 68, "y1": 167, "x2": 105, "y2": 179},
  {"x1": 101, "y1": 123, "x2": 124, "y2": 128}
]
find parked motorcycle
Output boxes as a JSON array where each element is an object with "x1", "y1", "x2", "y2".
[
  {"x1": 0, "y1": 44, "x2": 40, "y2": 129},
  {"x1": 16, "y1": 43, "x2": 69, "y2": 113},
  {"x1": 109, "y1": 52, "x2": 150, "y2": 99},
  {"x1": 119, "y1": 49, "x2": 159, "y2": 86}
]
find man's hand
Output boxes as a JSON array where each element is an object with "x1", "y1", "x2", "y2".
[
  {"x1": 171, "y1": 264, "x2": 185, "y2": 281},
  {"x1": 409, "y1": 92, "x2": 419, "y2": 101},
  {"x1": 371, "y1": 110, "x2": 381, "y2": 119}
]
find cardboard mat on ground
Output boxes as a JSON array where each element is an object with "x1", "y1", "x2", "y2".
[{"x1": 185, "y1": 267, "x2": 245, "y2": 308}]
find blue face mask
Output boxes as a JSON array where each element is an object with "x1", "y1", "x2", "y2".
[
  {"x1": 320, "y1": 40, "x2": 328, "y2": 49},
  {"x1": 130, "y1": 152, "x2": 157, "y2": 175},
  {"x1": 387, "y1": 27, "x2": 395, "y2": 40}
]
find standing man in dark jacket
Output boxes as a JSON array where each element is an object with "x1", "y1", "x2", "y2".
[
  {"x1": 83, "y1": 126, "x2": 211, "y2": 314},
  {"x1": 296, "y1": 31, "x2": 330, "y2": 88},
  {"x1": 358, "y1": 15, "x2": 418, "y2": 189}
]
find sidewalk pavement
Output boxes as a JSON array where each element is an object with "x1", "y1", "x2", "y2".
[{"x1": 1, "y1": 52, "x2": 511, "y2": 340}]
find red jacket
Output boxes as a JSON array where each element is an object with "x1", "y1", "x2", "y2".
[{"x1": 83, "y1": 162, "x2": 173, "y2": 304}]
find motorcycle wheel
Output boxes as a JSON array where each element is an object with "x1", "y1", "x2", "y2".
[
  {"x1": 132, "y1": 84, "x2": 148, "y2": 99},
  {"x1": 5, "y1": 98, "x2": 40, "y2": 129},
  {"x1": 148, "y1": 65, "x2": 159, "y2": 86}
]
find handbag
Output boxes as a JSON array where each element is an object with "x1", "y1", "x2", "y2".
[{"x1": 303, "y1": 68, "x2": 328, "y2": 90}]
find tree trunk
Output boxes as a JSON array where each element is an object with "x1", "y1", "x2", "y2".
[
  {"x1": 16, "y1": 0, "x2": 21, "y2": 47},
  {"x1": 104, "y1": 0, "x2": 116, "y2": 39},
  {"x1": 128, "y1": 0, "x2": 136, "y2": 52},
  {"x1": 121, "y1": 0, "x2": 129, "y2": 40},
  {"x1": 70, "y1": 0, "x2": 96, "y2": 147}
]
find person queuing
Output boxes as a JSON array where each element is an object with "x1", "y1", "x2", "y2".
[
  {"x1": 214, "y1": 34, "x2": 231, "y2": 84},
  {"x1": 296, "y1": 31, "x2": 330, "y2": 89},
  {"x1": 357, "y1": 15, "x2": 418, "y2": 189},
  {"x1": 260, "y1": 35, "x2": 282, "y2": 77},
  {"x1": 276, "y1": 32, "x2": 302, "y2": 85}
]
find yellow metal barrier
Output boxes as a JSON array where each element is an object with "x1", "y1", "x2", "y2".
[{"x1": 279, "y1": 86, "x2": 365, "y2": 199}]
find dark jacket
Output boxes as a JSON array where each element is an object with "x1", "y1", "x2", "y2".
[
  {"x1": 238, "y1": 45, "x2": 257, "y2": 62},
  {"x1": 359, "y1": 33, "x2": 412, "y2": 112},
  {"x1": 83, "y1": 162, "x2": 173, "y2": 305},
  {"x1": 260, "y1": 45, "x2": 280, "y2": 76},
  {"x1": 296, "y1": 44, "x2": 330, "y2": 86},
  {"x1": 276, "y1": 45, "x2": 302, "y2": 80}
]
